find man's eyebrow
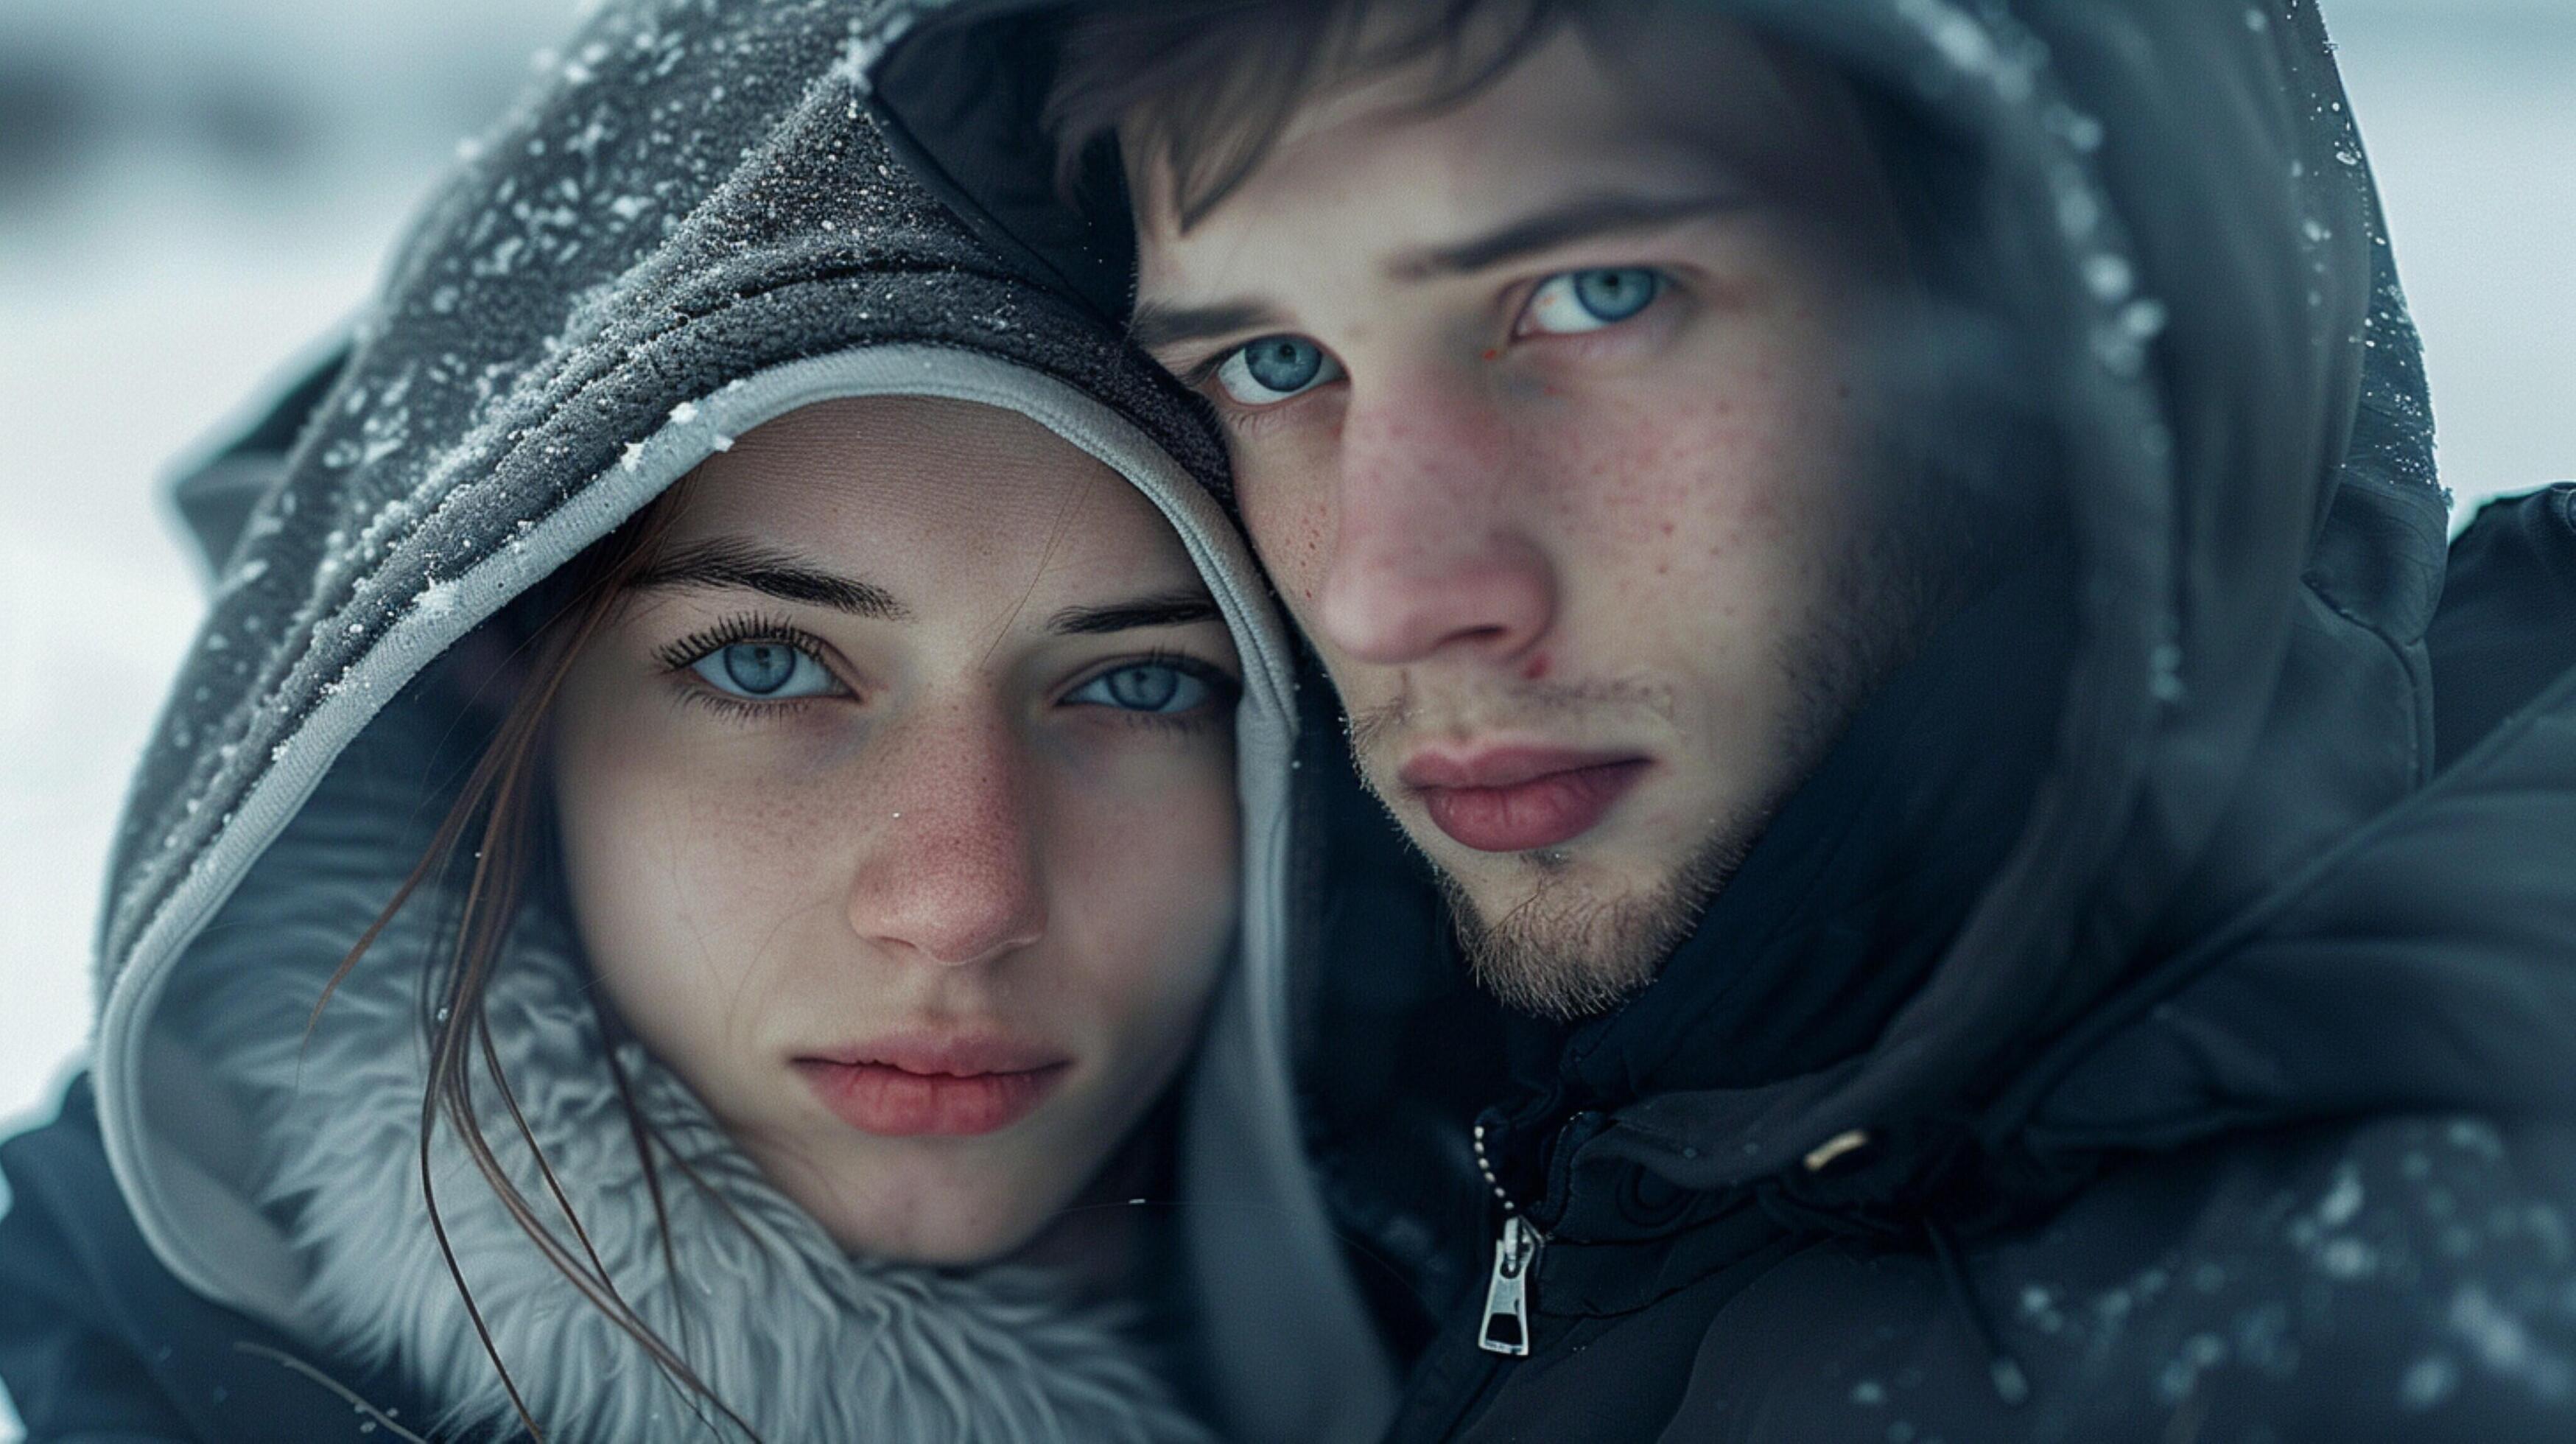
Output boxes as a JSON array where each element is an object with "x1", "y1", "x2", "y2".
[
  {"x1": 1047, "y1": 588, "x2": 1222, "y2": 636},
  {"x1": 628, "y1": 538, "x2": 910, "y2": 620},
  {"x1": 1129, "y1": 299, "x2": 1291, "y2": 356},
  {"x1": 1386, "y1": 192, "x2": 1747, "y2": 282}
]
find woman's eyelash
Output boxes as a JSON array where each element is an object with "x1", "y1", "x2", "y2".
[
  {"x1": 650, "y1": 613, "x2": 828, "y2": 675},
  {"x1": 1077, "y1": 648, "x2": 1243, "y2": 735},
  {"x1": 645, "y1": 625, "x2": 1237, "y2": 732},
  {"x1": 1120, "y1": 648, "x2": 1240, "y2": 698}
]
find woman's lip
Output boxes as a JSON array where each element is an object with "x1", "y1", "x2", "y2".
[
  {"x1": 793, "y1": 1034, "x2": 1071, "y2": 1137},
  {"x1": 799, "y1": 1034, "x2": 1064, "y2": 1076},
  {"x1": 1403, "y1": 751, "x2": 1652, "y2": 853},
  {"x1": 795, "y1": 1058, "x2": 1070, "y2": 1137}
]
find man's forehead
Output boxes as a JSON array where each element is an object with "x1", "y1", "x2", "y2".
[{"x1": 1133, "y1": 18, "x2": 1819, "y2": 274}]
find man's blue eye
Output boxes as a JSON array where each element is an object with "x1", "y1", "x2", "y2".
[
  {"x1": 1523, "y1": 268, "x2": 1665, "y2": 334},
  {"x1": 1215, "y1": 335, "x2": 1344, "y2": 404},
  {"x1": 1244, "y1": 337, "x2": 1324, "y2": 391},
  {"x1": 1068, "y1": 662, "x2": 1220, "y2": 715},
  {"x1": 689, "y1": 642, "x2": 835, "y2": 699}
]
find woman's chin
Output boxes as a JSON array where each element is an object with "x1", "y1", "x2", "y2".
[
  {"x1": 848, "y1": 1208, "x2": 1055, "y2": 1268},
  {"x1": 768, "y1": 1149, "x2": 1079, "y2": 1266}
]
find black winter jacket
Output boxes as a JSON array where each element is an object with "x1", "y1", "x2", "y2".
[
  {"x1": 0, "y1": 1077, "x2": 438, "y2": 1440},
  {"x1": 860, "y1": 1, "x2": 2576, "y2": 1439}
]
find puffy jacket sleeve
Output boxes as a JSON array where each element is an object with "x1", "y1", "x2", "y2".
[
  {"x1": 0, "y1": 1077, "x2": 200, "y2": 1442},
  {"x1": 0, "y1": 1076, "x2": 436, "y2": 1444}
]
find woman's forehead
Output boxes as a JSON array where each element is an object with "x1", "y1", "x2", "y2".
[{"x1": 659, "y1": 396, "x2": 1207, "y2": 609}]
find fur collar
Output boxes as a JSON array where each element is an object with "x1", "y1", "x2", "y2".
[{"x1": 182, "y1": 754, "x2": 1212, "y2": 1444}]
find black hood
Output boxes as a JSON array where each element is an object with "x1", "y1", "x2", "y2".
[{"x1": 852, "y1": 0, "x2": 2576, "y2": 1230}]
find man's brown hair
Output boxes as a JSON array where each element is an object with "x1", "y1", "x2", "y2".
[{"x1": 1045, "y1": 0, "x2": 1608, "y2": 229}]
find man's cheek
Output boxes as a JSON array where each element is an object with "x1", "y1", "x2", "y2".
[
  {"x1": 1532, "y1": 410, "x2": 1761, "y2": 609},
  {"x1": 1238, "y1": 456, "x2": 1337, "y2": 614}
]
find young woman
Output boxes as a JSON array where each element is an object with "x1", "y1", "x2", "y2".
[{"x1": 0, "y1": 6, "x2": 1392, "y2": 1441}]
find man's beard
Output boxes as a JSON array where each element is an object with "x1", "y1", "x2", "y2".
[
  {"x1": 1436, "y1": 821, "x2": 1754, "y2": 1021},
  {"x1": 1389, "y1": 483, "x2": 1964, "y2": 1023}
]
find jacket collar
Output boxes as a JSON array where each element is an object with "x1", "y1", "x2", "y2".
[{"x1": 1473, "y1": 567, "x2": 2072, "y2": 1237}]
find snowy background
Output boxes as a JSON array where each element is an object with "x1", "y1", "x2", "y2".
[{"x1": 0, "y1": 1, "x2": 2570, "y2": 1430}]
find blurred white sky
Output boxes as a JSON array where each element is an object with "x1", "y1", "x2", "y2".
[{"x1": 0, "y1": 7, "x2": 2569, "y2": 1427}]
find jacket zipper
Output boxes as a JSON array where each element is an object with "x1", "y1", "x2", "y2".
[{"x1": 1473, "y1": 1121, "x2": 1544, "y2": 1356}]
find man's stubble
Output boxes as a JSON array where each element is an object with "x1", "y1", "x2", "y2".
[{"x1": 1386, "y1": 480, "x2": 1962, "y2": 1023}]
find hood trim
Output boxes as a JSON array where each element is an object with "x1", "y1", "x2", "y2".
[{"x1": 183, "y1": 763, "x2": 1216, "y2": 1444}]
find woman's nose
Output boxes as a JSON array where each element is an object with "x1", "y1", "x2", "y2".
[{"x1": 843, "y1": 715, "x2": 1047, "y2": 968}]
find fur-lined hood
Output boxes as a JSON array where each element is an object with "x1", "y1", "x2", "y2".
[{"x1": 86, "y1": 2, "x2": 1392, "y2": 1439}]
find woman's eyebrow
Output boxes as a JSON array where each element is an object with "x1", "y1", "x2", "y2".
[
  {"x1": 1046, "y1": 588, "x2": 1221, "y2": 635},
  {"x1": 628, "y1": 538, "x2": 910, "y2": 619}
]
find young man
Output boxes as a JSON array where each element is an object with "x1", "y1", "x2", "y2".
[{"x1": 865, "y1": 1, "x2": 2576, "y2": 1438}]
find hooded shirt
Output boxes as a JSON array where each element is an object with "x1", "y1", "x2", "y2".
[
  {"x1": 0, "y1": 2, "x2": 1397, "y2": 1440},
  {"x1": 857, "y1": 0, "x2": 2576, "y2": 1438}
]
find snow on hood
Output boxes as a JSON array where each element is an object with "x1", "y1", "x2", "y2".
[{"x1": 92, "y1": 1, "x2": 1391, "y2": 1439}]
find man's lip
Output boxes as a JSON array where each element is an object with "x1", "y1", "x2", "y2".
[
  {"x1": 1398, "y1": 746, "x2": 1643, "y2": 792},
  {"x1": 793, "y1": 1034, "x2": 1071, "y2": 1138},
  {"x1": 1400, "y1": 748, "x2": 1653, "y2": 854}
]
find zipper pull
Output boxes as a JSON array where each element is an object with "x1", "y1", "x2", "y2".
[
  {"x1": 1479, "y1": 1213, "x2": 1540, "y2": 1356},
  {"x1": 1472, "y1": 1119, "x2": 1545, "y2": 1359}
]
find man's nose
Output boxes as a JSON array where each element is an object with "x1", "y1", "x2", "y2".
[
  {"x1": 843, "y1": 713, "x2": 1047, "y2": 968},
  {"x1": 1313, "y1": 376, "x2": 1557, "y2": 667}
]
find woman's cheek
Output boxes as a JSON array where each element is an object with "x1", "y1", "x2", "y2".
[
  {"x1": 556, "y1": 705, "x2": 818, "y2": 1065},
  {"x1": 1058, "y1": 743, "x2": 1241, "y2": 1055}
]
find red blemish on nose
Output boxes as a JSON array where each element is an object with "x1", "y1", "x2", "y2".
[{"x1": 1523, "y1": 653, "x2": 1551, "y2": 681}]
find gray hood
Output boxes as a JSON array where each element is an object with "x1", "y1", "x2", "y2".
[{"x1": 96, "y1": 1, "x2": 1391, "y2": 1439}]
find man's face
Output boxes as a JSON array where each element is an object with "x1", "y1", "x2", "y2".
[{"x1": 1133, "y1": 18, "x2": 1927, "y2": 1017}]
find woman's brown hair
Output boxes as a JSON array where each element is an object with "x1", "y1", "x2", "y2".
[{"x1": 310, "y1": 483, "x2": 764, "y2": 1442}]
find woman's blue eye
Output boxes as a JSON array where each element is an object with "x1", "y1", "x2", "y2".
[
  {"x1": 689, "y1": 641, "x2": 835, "y2": 699},
  {"x1": 1214, "y1": 335, "x2": 1344, "y2": 404},
  {"x1": 1522, "y1": 267, "x2": 1665, "y2": 334},
  {"x1": 1068, "y1": 662, "x2": 1219, "y2": 715}
]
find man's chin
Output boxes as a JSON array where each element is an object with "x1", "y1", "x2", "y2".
[{"x1": 1434, "y1": 828, "x2": 1747, "y2": 1022}]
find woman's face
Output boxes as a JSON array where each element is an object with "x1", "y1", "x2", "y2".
[{"x1": 551, "y1": 396, "x2": 1242, "y2": 1264}]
